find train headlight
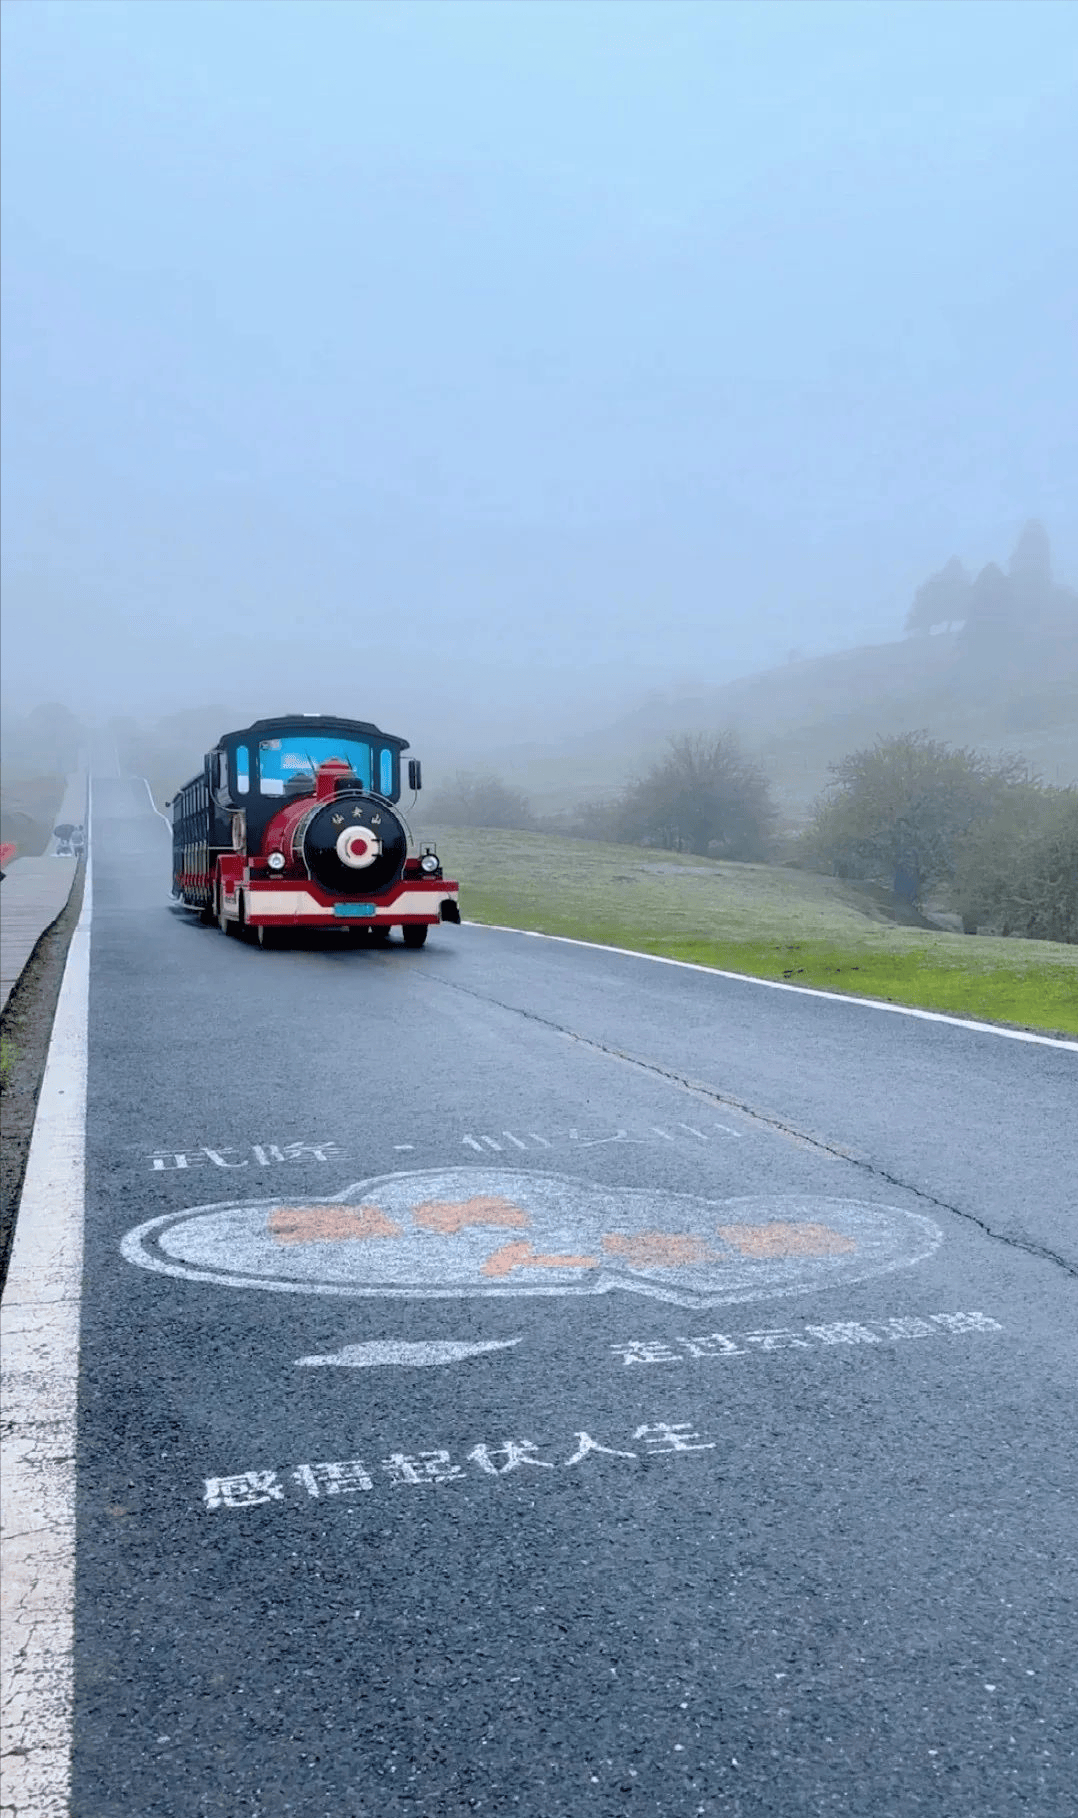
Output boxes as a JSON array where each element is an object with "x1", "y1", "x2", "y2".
[
  {"x1": 419, "y1": 851, "x2": 440, "y2": 874},
  {"x1": 267, "y1": 851, "x2": 286, "y2": 871}
]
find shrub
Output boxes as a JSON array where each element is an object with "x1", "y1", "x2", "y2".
[
  {"x1": 802, "y1": 732, "x2": 1026, "y2": 906},
  {"x1": 952, "y1": 788, "x2": 1078, "y2": 942}
]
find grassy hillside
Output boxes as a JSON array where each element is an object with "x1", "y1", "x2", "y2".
[
  {"x1": 481, "y1": 634, "x2": 1078, "y2": 827},
  {"x1": 424, "y1": 824, "x2": 1078, "y2": 1037}
]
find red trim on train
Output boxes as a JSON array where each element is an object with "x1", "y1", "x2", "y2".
[
  {"x1": 242, "y1": 873, "x2": 458, "y2": 908},
  {"x1": 177, "y1": 866, "x2": 458, "y2": 906}
]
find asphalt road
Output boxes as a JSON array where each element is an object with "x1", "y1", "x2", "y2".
[{"x1": 72, "y1": 776, "x2": 1077, "y2": 1817}]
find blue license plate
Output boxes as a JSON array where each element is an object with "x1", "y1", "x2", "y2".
[{"x1": 333, "y1": 903, "x2": 378, "y2": 918}]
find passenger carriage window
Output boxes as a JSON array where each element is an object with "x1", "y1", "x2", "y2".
[
  {"x1": 236, "y1": 747, "x2": 250, "y2": 794},
  {"x1": 379, "y1": 747, "x2": 393, "y2": 796}
]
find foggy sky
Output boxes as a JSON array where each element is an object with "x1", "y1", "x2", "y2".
[{"x1": 2, "y1": 0, "x2": 1077, "y2": 750}]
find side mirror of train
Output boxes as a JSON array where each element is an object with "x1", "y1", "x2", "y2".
[{"x1": 407, "y1": 759, "x2": 422, "y2": 793}]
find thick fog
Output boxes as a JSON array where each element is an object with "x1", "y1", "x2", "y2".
[{"x1": 2, "y1": 0, "x2": 1077, "y2": 761}]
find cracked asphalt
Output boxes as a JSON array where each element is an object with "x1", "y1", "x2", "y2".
[{"x1": 70, "y1": 776, "x2": 1077, "y2": 1817}]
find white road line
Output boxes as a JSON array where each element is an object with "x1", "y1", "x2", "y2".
[
  {"x1": 0, "y1": 804, "x2": 91, "y2": 1817},
  {"x1": 465, "y1": 923, "x2": 1078, "y2": 1052},
  {"x1": 142, "y1": 776, "x2": 172, "y2": 827}
]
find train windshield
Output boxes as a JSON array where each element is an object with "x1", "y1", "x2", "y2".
[{"x1": 258, "y1": 734, "x2": 373, "y2": 795}]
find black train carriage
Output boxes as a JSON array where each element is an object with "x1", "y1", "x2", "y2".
[{"x1": 170, "y1": 714, "x2": 459, "y2": 948}]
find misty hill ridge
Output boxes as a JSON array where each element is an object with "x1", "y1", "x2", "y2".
[
  {"x1": 496, "y1": 625, "x2": 1078, "y2": 821},
  {"x1": 495, "y1": 520, "x2": 1078, "y2": 818}
]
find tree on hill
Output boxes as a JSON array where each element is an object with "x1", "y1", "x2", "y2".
[
  {"x1": 1007, "y1": 519, "x2": 1078, "y2": 649},
  {"x1": 959, "y1": 523, "x2": 1078, "y2": 662},
  {"x1": 803, "y1": 731, "x2": 1025, "y2": 905},
  {"x1": 905, "y1": 557, "x2": 970, "y2": 635},
  {"x1": 906, "y1": 522, "x2": 1076, "y2": 662},
  {"x1": 613, "y1": 733, "x2": 774, "y2": 859},
  {"x1": 429, "y1": 772, "x2": 535, "y2": 829},
  {"x1": 960, "y1": 560, "x2": 1016, "y2": 655},
  {"x1": 1008, "y1": 519, "x2": 1052, "y2": 601}
]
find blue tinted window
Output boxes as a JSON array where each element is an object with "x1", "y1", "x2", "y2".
[
  {"x1": 258, "y1": 735, "x2": 372, "y2": 795},
  {"x1": 235, "y1": 747, "x2": 250, "y2": 794},
  {"x1": 379, "y1": 748, "x2": 394, "y2": 795}
]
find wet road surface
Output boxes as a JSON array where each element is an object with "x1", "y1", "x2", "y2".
[{"x1": 71, "y1": 776, "x2": 1077, "y2": 1817}]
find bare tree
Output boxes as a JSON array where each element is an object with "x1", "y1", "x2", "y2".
[
  {"x1": 429, "y1": 771, "x2": 535, "y2": 830},
  {"x1": 614, "y1": 734, "x2": 774, "y2": 859}
]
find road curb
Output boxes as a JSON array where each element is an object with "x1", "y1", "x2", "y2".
[{"x1": 0, "y1": 823, "x2": 91, "y2": 1815}]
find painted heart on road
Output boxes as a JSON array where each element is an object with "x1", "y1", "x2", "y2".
[{"x1": 121, "y1": 1168, "x2": 941, "y2": 1308}]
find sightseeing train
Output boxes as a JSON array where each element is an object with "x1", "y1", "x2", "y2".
[{"x1": 170, "y1": 714, "x2": 459, "y2": 947}]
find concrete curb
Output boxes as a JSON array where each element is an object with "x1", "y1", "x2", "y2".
[{"x1": 0, "y1": 807, "x2": 91, "y2": 1815}]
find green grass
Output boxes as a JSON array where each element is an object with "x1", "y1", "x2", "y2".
[
  {"x1": 0, "y1": 1035, "x2": 16, "y2": 1091},
  {"x1": 424, "y1": 825, "x2": 1078, "y2": 1037}
]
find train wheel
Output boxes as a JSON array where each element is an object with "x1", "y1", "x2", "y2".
[{"x1": 401, "y1": 923, "x2": 428, "y2": 949}]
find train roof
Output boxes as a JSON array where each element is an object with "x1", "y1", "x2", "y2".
[{"x1": 216, "y1": 714, "x2": 410, "y2": 751}]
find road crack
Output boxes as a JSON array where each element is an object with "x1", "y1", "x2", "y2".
[{"x1": 425, "y1": 972, "x2": 1078, "y2": 1281}]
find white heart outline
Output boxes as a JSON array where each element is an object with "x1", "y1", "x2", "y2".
[{"x1": 121, "y1": 1169, "x2": 943, "y2": 1308}]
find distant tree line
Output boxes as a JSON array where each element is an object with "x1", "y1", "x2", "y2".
[
  {"x1": 433, "y1": 735, "x2": 776, "y2": 861},
  {"x1": 429, "y1": 721, "x2": 1077, "y2": 946},
  {"x1": 802, "y1": 731, "x2": 1077, "y2": 942},
  {"x1": 905, "y1": 521, "x2": 1078, "y2": 666},
  {"x1": 0, "y1": 702, "x2": 88, "y2": 776}
]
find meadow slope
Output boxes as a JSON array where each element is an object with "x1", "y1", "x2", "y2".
[{"x1": 424, "y1": 825, "x2": 1078, "y2": 1037}]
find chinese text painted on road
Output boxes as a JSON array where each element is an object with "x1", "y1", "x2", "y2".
[
  {"x1": 609, "y1": 1309, "x2": 1003, "y2": 1365},
  {"x1": 204, "y1": 1421, "x2": 715, "y2": 1513},
  {"x1": 144, "y1": 1120, "x2": 744, "y2": 1173}
]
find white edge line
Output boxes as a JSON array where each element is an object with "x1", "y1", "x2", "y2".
[
  {"x1": 143, "y1": 776, "x2": 172, "y2": 826},
  {"x1": 463, "y1": 921, "x2": 1078, "y2": 1052},
  {"x1": 0, "y1": 786, "x2": 92, "y2": 1813}
]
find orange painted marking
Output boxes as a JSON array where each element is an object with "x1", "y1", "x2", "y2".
[
  {"x1": 716, "y1": 1221, "x2": 857, "y2": 1258},
  {"x1": 481, "y1": 1240, "x2": 598, "y2": 1278},
  {"x1": 412, "y1": 1194, "x2": 531, "y2": 1234},
  {"x1": 601, "y1": 1231, "x2": 715, "y2": 1268},
  {"x1": 268, "y1": 1205, "x2": 402, "y2": 1245}
]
